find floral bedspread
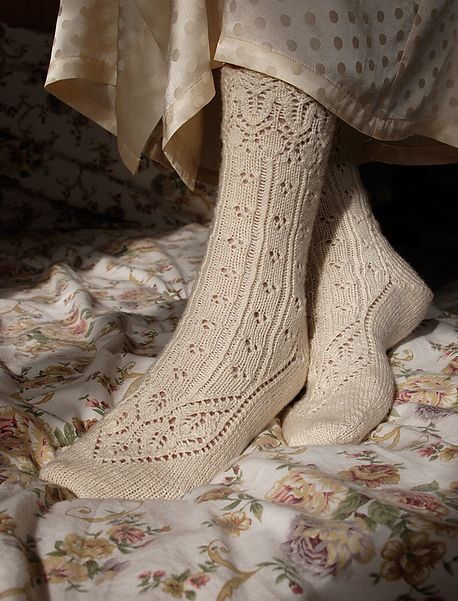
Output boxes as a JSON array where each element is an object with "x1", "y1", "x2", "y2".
[{"x1": 1, "y1": 24, "x2": 458, "y2": 601}]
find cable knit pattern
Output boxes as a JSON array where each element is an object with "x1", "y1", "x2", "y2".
[
  {"x1": 283, "y1": 154, "x2": 433, "y2": 446},
  {"x1": 40, "y1": 65, "x2": 335, "y2": 499}
]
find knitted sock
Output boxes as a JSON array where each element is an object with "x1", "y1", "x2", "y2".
[
  {"x1": 282, "y1": 156, "x2": 433, "y2": 446},
  {"x1": 40, "y1": 66, "x2": 335, "y2": 499}
]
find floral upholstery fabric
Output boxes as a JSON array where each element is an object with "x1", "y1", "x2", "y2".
[{"x1": 0, "y1": 25, "x2": 457, "y2": 601}]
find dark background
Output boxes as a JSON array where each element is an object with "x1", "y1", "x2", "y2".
[{"x1": 1, "y1": 0, "x2": 60, "y2": 33}]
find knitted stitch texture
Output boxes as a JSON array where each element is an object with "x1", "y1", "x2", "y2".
[
  {"x1": 40, "y1": 65, "x2": 335, "y2": 499},
  {"x1": 282, "y1": 155, "x2": 433, "y2": 446}
]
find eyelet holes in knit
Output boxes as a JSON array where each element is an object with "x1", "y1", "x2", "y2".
[
  {"x1": 211, "y1": 294, "x2": 229, "y2": 304},
  {"x1": 226, "y1": 69, "x2": 322, "y2": 162},
  {"x1": 262, "y1": 281, "x2": 277, "y2": 294},
  {"x1": 253, "y1": 311, "x2": 268, "y2": 324},
  {"x1": 318, "y1": 213, "x2": 336, "y2": 226},
  {"x1": 239, "y1": 170, "x2": 257, "y2": 186},
  {"x1": 328, "y1": 258, "x2": 344, "y2": 270},
  {"x1": 279, "y1": 179, "x2": 294, "y2": 196},
  {"x1": 332, "y1": 325, "x2": 362, "y2": 362},
  {"x1": 311, "y1": 285, "x2": 402, "y2": 410},
  {"x1": 220, "y1": 267, "x2": 238, "y2": 279},
  {"x1": 227, "y1": 236, "x2": 245, "y2": 249},
  {"x1": 273, "y1": 215, "x2": 287, "y2": 230},
  {"x1": 95, "y1": 350, "x2": 298, "y2": 463},
  {"x1": 232, "y1": 365, "x2": 247, "y2": 379},
  {"x1": 234, "y1": 205, "x2": 251, "y2": 217},
  {"x1": 283, "y1": 131, "x2": 312, "y2": 161},
  {"x1": 113, "y1": 410, "x2": 129, "y2": 429},
  {"x1": 295, "y1": 259, "x2": 304, "y2": 275},
  {"x1": 334, "y1": 281, "x2": 351, "y2": 291},
  {"x1": 201, "y1": 319, "x2": 216, "y2": 330},
  {"x1": 147, "y1": 390, "x2": 167, "y2": 409},
  {"x1": 269, "y1": 249, "x2": 281, "y2": 263},
  {"x1": 244, "y1": 339, "x2": 258, "y2": 353},
  {"x1": 189, "y1": 343, "x2": 204, "y2": 354},
  {"x1": 237, "y1": 82, "x2": 275, "y2": 128},
  {"x1": 365, "y1": 261, "x2": 378, "y2": 276},
  {"x1": 173, "y1": 368, "x2": 188, "y2": 381},
  {"x1": 234, "y1": 204, "x2": 250, "y2": 217}
]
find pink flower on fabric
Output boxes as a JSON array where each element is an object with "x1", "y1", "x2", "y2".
[
  {"x1": 188, "y1": 573, "x2": 210, "y2": 588},
  {"x1": 71, "y1": 321, "x2": 88, "y2": 335},
  {"x1": 108, "y1": 524, "x2": 146, "y2": 544},
  {"x1": 290, "y1": 582, "x2": 304, "y2": 594},
  {"x1": 153, "y1": 570, "x2": 166, "y2": 579},
  {"x1": 378, "y1": 489, "x2": 449, "y2": 519}
]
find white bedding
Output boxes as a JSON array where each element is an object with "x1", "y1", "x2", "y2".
[{"x1": 0, "y1": 24, "x2": 457, "y2": 601}]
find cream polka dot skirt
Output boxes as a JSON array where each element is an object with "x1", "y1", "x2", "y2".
[{"x1": 47, "y1": 0, "x2": 457, "y2": 188}]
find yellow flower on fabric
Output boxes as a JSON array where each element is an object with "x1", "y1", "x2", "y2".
[
  {"x1": 72, "y1": 417, "x2": 98, "y2": 437},
  {"x1": 395, "y1": 374, "x2": 456, "y2": 407},
  {"x1": 251, "y1": 421, "x2": 284, "y2": 449},
  {"x1": 337, "y1": 464, "x2": 400, "y2": 488},
  {"x1": 196, "y1": 486, "x2": 237, "y2": 503},
  {"x1": 42, "y1": 555, "x2": 89, "y2": 584},
  {"x1": 406, "y1": 513, "x2": 458, "y2": 539},
  {"x1": 61, "y1": 533, "x2": 115, "y2": 561},
  {"x1": 0, "y1": 406, "x2": 54, "y2": 467},
  {"x1": 283, "y1": 516, "x2": 375, "y2": 579},
  {"x1": 266, "y1": 468, "x2": 347, "y2": 515},
  {"x1": 380, "y1": 532, "x2": 445, "y2": 586},
  {"x1": 316, "y1": 518, "x2": 375, "y2": 572},
  {"x1": 442, "y1": 356, "x2": 458, "y2": 376},
  {"x1": 162, "y1": 577, "x2": 185, "y2": 598},
  {"x1": 31, "y1": 424, "x2": 56, "y2": 468},
  {"x1": 215, "y1": 511, "x2": 252, "y2": 536},
  {"x1": 0, "y1": 513, "x2": 16, "y2": 533},
  {"x1": 439, "y1": 447, "x2": 458, "y2": 461}
]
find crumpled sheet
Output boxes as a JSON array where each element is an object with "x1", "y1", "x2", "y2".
[{"x1": 0, "y1": 24, "x2": 457, "y2": 601}]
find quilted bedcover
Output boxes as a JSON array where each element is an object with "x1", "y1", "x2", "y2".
[{"x1": 0, "y1": 25, "x2": 458, "y2": 601}]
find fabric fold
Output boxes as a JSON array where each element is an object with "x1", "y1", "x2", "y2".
[{"x1": 45, "y1": 0, "x2": 458, "y2": 189}]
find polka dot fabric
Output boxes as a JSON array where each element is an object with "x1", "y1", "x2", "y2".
[{"x1": 47, "y1": 0, "x2": 457, "y2": 188}]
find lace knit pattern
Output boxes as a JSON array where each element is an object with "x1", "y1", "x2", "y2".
[
  {"x1": 40, "y1": 65, "x2": 335, "y2": 499},
  {"x1": 283, "y1": 153, "x2": 433, "y2": 446}
]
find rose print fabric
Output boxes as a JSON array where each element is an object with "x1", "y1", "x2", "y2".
[
  {"x1": 1, "y1": 25, "x2": 458, "y2": 601},
  {"x1": 46, "y1": 0, "x2": 458, "y2": 188}
]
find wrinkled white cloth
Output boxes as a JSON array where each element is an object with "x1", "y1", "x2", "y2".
[{"x1": 1, "y1": 27, "x2": 458, "y2": 598}]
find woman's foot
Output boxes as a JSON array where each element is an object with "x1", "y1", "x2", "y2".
[
  {"x1": 282, "y1": 156, "x2": 433, "y2": 446},
  {"x1": 40, "y1": 66, "x2": 335, "y2": 499}
]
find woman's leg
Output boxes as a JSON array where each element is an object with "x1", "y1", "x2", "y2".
[
  {"x1": 40, "y1": 65, "x2": 335, "y2": 499},
  {"x1": 283, "y1": 153, "x2": 432, "y2": 446}
]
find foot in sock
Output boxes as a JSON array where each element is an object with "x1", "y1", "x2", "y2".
[
  {"x1": 282, "y1": 155, "x2": 433, "y2": 446},
  {"x1": 39, "y1": 65, "x2": 335, "y2": 499}
]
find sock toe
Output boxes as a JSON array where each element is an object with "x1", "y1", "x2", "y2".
[{"x1": 283, "y1": 375, "x2": 394, "y2": 446}]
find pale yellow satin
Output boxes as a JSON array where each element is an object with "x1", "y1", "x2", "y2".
[{"x1": 46, "y1": 0, "x2": 458, "y2": 188}]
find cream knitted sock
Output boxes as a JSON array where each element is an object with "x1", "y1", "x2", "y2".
[
  {"x1": 40, "y1": 66, "x2": 335, "y2": 499},
  {"x1": 282, "y1": 156, "x2": 433, "y2": 446}
]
